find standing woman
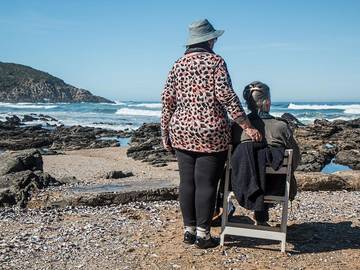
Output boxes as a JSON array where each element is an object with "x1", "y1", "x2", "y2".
[{"x1": 161, "y1": 19, "x2": 261, "y2": 249}]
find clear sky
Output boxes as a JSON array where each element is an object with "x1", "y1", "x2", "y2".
[{"x1": 1, "y1": 0, "x2": 359, "y2": 102}]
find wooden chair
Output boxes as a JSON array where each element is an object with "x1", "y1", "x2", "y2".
[{"x1": 220, "y1": 145, "x2": 293, "y2": 252}]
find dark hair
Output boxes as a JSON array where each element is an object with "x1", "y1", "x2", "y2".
[
  {"x1": 186, "y1": 41, "x2": 212, "y2": 50},
  {"x1": 243, "y1": 81, "x2": 271, "y2": 112}
]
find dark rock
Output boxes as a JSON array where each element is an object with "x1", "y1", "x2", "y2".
[
  {"x1": 103, "y1": 171, "x2": 134, "y2": 179},
  {"x1": 281, "y1": 113, "x2": 305, "y2": 129},
  {"x1": 0, "y1": 149, "x2": 43, "y2": 176},
  {"x1": 57, "y1": 176, "x2": 80, "y2": 185},
  {"x1": 0, "y1": 170, "x2": 61, "y2": 207},
  {"x1": 5, "y1": 115, "x2": 21, "y2": 125},
  {"x1": 127, "y1": 123, "x2": 176, "y2": 166},
  {"x1": 0, "y1": 115, "x2": 130, "y2": 151},
  {"x1": 293, "y1": 117, "x2": 360, "y2": 172},
  {"x1": 0, "y1": 149, "x2": 61, "y2": 207},
  {"x1": 22, "y1": 114, "x2": 37, "y2": 122},
  {"x1": 335, "y1": 150, "x2": 360, "y2": 170}
]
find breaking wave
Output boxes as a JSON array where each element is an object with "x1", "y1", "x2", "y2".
[
  {"x1": 288, "y1": 103, "x2": 360, "y2": 114},
  {"x1": 115, "y1": 108, "x2": 161, "y2": 117}
]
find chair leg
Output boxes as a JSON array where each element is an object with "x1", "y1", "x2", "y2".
[
  {"x1": 220, "y1": 232, "x2": 225, "y2": 246},
  {"x1": 281, "y1": 239, "x2": 286, "y2": 253}
]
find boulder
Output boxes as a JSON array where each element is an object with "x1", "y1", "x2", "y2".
[
  {"x1": 127, "y1": 123, "x2": 176, "y2": 165},
  {"x1": 5, "y1": 115, "x2": 21, "y2": 125},
  {"x1": 0, "y1": 149, "x2": 61, "y2": 207},
  {"x1": 103, "y1": 171, "x2": 134, "y2": 179},
  {"x1": 333, "y1": 171, "x2": 360, "y2": 190},
  {"x1": 0, "y1": 149, "x2": 43, "y2": 176},
  {"x1": 295, "y1": 171, "x2": 360, "y2": 191},
  {"x1": 281, "y1": 113, "x2": 305, "y2": 129},
  {"x1": 335, "y1": 150, "x2": 360, "y2": 170},
  {"x1": 0, "y1": 170, "x2": 61, "y2": 207}
]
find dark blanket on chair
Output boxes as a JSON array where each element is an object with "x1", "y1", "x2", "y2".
[{"x1": 231, "y1": 142, "x2": 285, "y2": 211}]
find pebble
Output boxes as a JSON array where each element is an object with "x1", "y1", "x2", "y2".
[{"x1": 0, "y1": 192, "x2": 359, "y2": 269}]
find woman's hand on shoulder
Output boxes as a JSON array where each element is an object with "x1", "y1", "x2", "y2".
[{"x1": 244, "y1": 127, "x2": 263, "y2": 142}]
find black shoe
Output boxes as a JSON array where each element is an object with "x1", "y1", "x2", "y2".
[
  {"x1": 183, "y1": 231, "x2": 196, "y2": 244},
  {"x1": 194, "y1": 236, "x2": 219, "y2": 249}
]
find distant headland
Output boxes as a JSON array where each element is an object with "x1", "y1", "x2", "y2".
[{"x1": 0, "y1": 61, "x2": 114, "y2": 103}]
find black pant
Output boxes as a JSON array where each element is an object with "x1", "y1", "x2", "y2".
[{"x1": 175, "y1": 149, "x2": 227, "y2": 230}]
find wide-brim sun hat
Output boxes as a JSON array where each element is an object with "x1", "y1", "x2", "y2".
[{"x1": 185, "y1": 19, "x2": 224, "y2": 46}]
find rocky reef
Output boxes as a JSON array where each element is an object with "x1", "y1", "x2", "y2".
[
  {"x1": 293, "y1": 118, "x2": 360, "y2": 171},
  {"x1": 127, "y1": 117, "x2": 360, "y2": 172},
  {"x1": 0, "y1": 61, "x2": 114, "y2": 103},
  {"x1": 0, "y1": 114, "x2": 133, "y2": 151}
]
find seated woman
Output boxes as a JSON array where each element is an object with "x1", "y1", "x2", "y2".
[{"x1": 215, "y1": 81, "x2": 301, "y2": 225}]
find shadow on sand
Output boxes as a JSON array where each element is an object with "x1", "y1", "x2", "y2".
[{"x1": 222, "y1": 220, "x2": 360, "y2": 254}]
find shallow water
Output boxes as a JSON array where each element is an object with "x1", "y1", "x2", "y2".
[
  {"x1": 97, "y1": 136, "x2": 131, "y2": 147},
  {"x1": 321, "y1": 159, "x2": 352, "y2": 174},
  {"x1": 71, "y1": 184, "x2": 132, "y2": 193}
]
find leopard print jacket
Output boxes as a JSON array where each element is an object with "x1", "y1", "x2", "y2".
[{"x1": 161, "y1": 52, "x2": 246, "y2": 153}]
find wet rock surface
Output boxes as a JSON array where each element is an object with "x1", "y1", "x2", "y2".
[
  {"x1": 0, "y1": 149, "x2": 61, "y2": 207},
  {"x1": 0, "y1": 114, "x2": 133, "y2": 151},
  {"x1": 28, "y1": 179, "x2": 178, "y2": 208},
  {"x1": 294, "y1": 118, "x2": 360, "y2": 171}
]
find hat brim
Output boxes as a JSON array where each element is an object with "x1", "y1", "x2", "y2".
[{"x1": 185, "y1": 30, "x2": 224, "y2": 46}]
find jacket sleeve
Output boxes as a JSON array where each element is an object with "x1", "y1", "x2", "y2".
[
  {"x1": 214, "y1": 58, "x2": 247, "y2": 123},
  {"x1": 161, "y1": 65, "x2": 177, "y2": 138}
]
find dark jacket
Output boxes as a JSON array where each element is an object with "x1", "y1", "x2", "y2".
[
  {"x1": 232, "y1": 112, "x2": 300, "y2": 200},
  {"x1": 231, "y1": 142, "x2": 285, "y2": 211}
]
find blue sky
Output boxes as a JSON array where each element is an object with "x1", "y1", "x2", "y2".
[{"x1": 1, "y1": 0, "x2": 359, "y2": 102}]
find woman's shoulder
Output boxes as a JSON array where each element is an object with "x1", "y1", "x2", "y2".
[{"x1": 176, "y1": 52, "x2": 223, "y2": 63}]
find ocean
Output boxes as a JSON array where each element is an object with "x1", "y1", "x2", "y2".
[{"x1": 0, "y1": 101, "x2": 359, "y2": 131}]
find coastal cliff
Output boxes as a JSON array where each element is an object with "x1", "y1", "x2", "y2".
[{"x1": 0, "y1": 62, "x2": 114, "y2": 103}]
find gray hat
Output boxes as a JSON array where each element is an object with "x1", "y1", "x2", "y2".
[{"x1": 186, "y1": 19, "x2": 224, "y2": 46}]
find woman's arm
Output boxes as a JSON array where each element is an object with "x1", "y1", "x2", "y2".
[
  {"x1": 161, "y1": 65, "x2": 177, "y2": 151},
  {"x1": 214, "y1": 58, "x2": 262, "y2": 142}
]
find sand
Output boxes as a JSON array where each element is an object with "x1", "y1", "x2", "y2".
[{"x1": 43, "y1": 147, "x2": 180, "y2": 185}]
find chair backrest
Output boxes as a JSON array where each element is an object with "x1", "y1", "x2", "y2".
[{"x1": 265, "y1": 149, "x2": 293, "y2": 174}]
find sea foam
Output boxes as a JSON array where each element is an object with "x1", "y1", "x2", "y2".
[
  {"x1": 288, "y1": 103, "x2": 360, "y2": 114},
  {"x1": 128, "y1": 103, "x2": 162, "y2": 109},
  {"x1": 0, "y1": 103, "x2": 58, "y2": 109},
  {"x1": 115, "y1": 108, "x2": 161, "y2": 117}
]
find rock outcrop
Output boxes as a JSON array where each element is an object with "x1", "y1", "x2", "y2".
[
  {"x1": 295, "y1": 118, "x2": 360, "y2": 171},
  {"x1": 296, "y1": 171, "x2": 360, "y2": 191},
  {"x1": 127, "y1": 123, "x2": 176, "y2": 166},
  {"x1": 0, "y1": 61, "x2": 114, "y2": 103},
  {"x1": 0, "y1": 114, "x2": 133, "y2": 151},
  {"x1": 127, "y1": 117, "x2": 360, "y2": 171},
  {"x1": 0, "y1": 149, "x2": 61, "y2": 207}
]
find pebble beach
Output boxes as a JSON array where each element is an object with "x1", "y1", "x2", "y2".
[
  {"x1": 1, "y1": 146, "x2": 360, "y2": 269},
  {"x1": 1, "y1": 191, "x2": 359, "y2": 270}
]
